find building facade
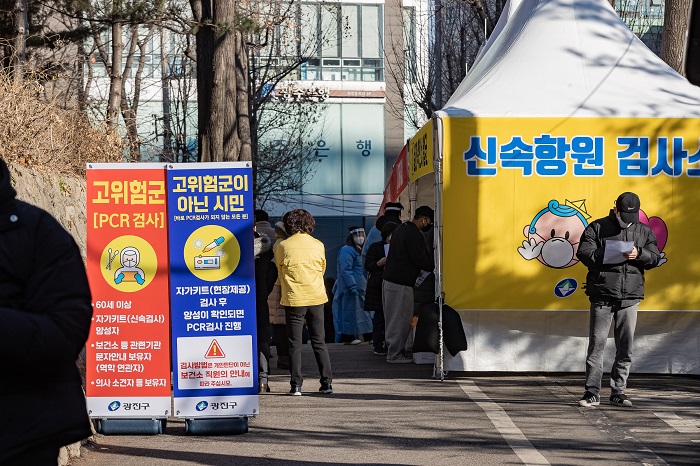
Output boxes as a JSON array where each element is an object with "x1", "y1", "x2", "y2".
[{"x1": 253, "y1": 0, "x2": 427, "y2": 276}]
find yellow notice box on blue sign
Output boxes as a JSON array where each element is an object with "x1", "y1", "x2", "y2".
[{"x1": 441, "y1": 117, "x2": 700, "y2": 311}]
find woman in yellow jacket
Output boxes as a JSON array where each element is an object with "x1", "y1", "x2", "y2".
[{"x1": 274, "y1": 209, "x2": 333, "y2": 395}]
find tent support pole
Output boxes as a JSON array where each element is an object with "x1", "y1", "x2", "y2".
[{"x1": 433, "y1": 116, "x2": 445, "y2": 381}]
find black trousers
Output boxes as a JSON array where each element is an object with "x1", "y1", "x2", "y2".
[
  {"x1": 285, "y1": 304, "x2": 333, "y2": 388},
  {"x1": 372, "y1": 308, "x2": 386, "y2": 351},
  {"x1": 272, "y1": 324, "x2": 289, "y2": 360}
]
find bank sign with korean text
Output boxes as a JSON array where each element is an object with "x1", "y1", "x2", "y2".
[
  {"x1": 440, "y1": 117, "x2": 700, "y2": 311},
  {"x1": 167, "y1": 163, "x2": 258, "y2": 418},
  {"x1": 86, "y1": 164, "x2": 171, "y2": 418}
]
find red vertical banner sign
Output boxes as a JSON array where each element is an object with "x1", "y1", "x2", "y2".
[{"x1": 85, "y1": 164, "x2": 171, "y2": 419}]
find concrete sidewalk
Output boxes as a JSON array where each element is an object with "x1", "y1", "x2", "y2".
[{"x1": 73, "y1": 343, "x2": 700, "y2": 465}]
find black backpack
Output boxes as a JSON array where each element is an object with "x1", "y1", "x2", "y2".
[{"x1": 413, "y1": 302, "x2": 468, "y2": 356}]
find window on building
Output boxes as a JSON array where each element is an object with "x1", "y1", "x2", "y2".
[
  {"x1": 298, "y1": 2, "x2": 384, "y2": 82},
  {"x1": 403, "y1": 6, "x2": 416, "y2": 84}
]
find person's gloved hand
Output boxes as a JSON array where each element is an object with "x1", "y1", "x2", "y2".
[
  {"x1": 135, "y1": 273, "x2": 145, "y2": 285},
  {"x1": 349, "y1": 287, "x2": 359, "y2": 296},
  {"x1": 115, "y1": 272, "x2": 125, "y2": 284}
]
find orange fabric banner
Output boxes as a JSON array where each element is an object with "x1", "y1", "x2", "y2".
[{"x1": 85, "y1": 164, "x2": 171, "y2": 417}]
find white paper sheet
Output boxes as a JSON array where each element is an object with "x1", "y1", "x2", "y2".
[{"x1": 603, "y1": 240, "x2": 634, "y2": 264}]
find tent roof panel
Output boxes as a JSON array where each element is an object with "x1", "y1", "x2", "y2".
[{"x1": 440, "y1": 0, "x2": 700, "y2": 118}]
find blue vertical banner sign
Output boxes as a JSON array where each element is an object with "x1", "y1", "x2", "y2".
[{"x1": 167, "y1": 162, "x2": 258, "y2": 419}]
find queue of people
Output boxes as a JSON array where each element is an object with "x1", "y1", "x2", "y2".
[{"x1": 253, "y1": 200, "x2": 439, "y2": 395}]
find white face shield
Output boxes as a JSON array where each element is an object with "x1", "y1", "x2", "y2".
[{"x1": 350, "y1": 228, "x2": 365, "y2": 246}]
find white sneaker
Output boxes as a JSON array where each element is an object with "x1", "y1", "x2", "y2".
[{"x1": 344, "y1": 339, "x2": 362, "y2": 345}]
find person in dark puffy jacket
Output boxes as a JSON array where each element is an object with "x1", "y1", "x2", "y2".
[
  {"x1": 0, "y1": 157, "x2": 93, "y2": 464},
  {"x1": 575, "y1": 192, "x2": 660, "y2": 408}
]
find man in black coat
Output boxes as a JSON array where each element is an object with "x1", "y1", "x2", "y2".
[
  {"x1": 0, "y1": 157, "x2": 93, "y2": 464},
  {"x1": 382, "y1": 205, "x2": 434, "y2": 363},
  {"x1": 576, "y1": 192, "x2": 660, "y2": 408}
]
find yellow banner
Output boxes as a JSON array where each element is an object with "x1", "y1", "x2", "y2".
[
  {"x1": 441, "y1": 117, "x2": 700, "y2": 311},
  {"x1": 409, "y1": 119, "x2": 434, "y2": 182}
]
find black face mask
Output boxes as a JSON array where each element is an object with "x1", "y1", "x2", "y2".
[{"x1": 420, "y1": 223, "x2": 433, "y2": 233}]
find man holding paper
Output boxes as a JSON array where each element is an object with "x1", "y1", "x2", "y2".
[{"x1": 576, "y1": 192, "x2": 661, "y2": 408}]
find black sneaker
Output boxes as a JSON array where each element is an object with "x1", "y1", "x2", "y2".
[
  {"x1": 289, "y1": 386, "x2": 302, "y2": 396},
  {"x1": 610, "y1": 393, "x2": 633, "y2": 407},
  {"x1": 578, "y1": 391, "x2": 600, "y2": 407},
  {"x1": 373, "y1": 348, "x2": 388, "y2": 355},
  {"x1": 319, "y1": 383, "x2": 333, "y2": 394}
]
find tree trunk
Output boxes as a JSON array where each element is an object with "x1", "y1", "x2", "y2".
[
  {"x1": 191, "y1": 0, "x2": 212, "y2": 161},
  {"x1": 13, "y1": 0, "x2": 27, "y2": 84},
  {"x1": 160, "y1": 28, "x2": 174, "y2": 162},
  {"x1": 191, "y1": 0, "x2": 250, "y2": 162},
  {"x1": 120, "y1": 28, "x2": 144, "y2": 160},
  {"x1": 661, "y1": 0, "x2": 691, "y2": 75},
  {"x1": 235, "y1": 31, "x2": 251, "y2": 161},
  {"x1": 106, "y1": 5, "x2": 124, "y2": 128},
  {"x1": 215, "y1": 0, "x2": 240, "y2": 162}
]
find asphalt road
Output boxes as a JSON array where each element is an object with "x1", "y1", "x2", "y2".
[{"x1": 74, "y1": 343, "x2": 700, "y2": 466}]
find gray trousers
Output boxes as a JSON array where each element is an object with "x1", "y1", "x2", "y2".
[
  {"x1": 382, "y1": 280, "x2": 414, "y2": 360},
  {"x1": 584, "y1": 301, "x2": 638, "y2": 395}
]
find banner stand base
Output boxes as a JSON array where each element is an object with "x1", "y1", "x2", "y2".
[
  {"x1": 95, "y1": 418, "x2": 165, "y2": 435},
  {"x1": 185, "y1": 416, "x2": 248, "y2": 435}
]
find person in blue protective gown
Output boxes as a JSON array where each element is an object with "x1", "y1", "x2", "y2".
[{"x1": 333, "y1": 226, "x2": 373, "y2": 344}]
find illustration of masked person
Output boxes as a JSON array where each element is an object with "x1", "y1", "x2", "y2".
[
  {"x1": 114, "y1": 246, "x2": 146, "y2": 285},
  {"x1": 519, "y1": 200, "x2": 590, "y2": 269}
]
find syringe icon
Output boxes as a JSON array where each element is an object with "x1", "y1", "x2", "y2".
[{"x1": 202, "y1": 236, "x2": 225, "y2": 252}]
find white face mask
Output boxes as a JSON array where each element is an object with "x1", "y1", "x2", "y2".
[
  {"x1": 354, "y1": 236, "x2": 365, "y2": 246},
  {"x1": 616, "y1": 213, "x2": 631, "y2": 229}
]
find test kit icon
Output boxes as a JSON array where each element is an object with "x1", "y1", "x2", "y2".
[{"x1": 194, "y1": 256, "x2": 221, "y2": 270}]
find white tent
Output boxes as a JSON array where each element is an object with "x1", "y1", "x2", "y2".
[{"x1": 395, "y1": 0, "x2": 700, "y2": 374}]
